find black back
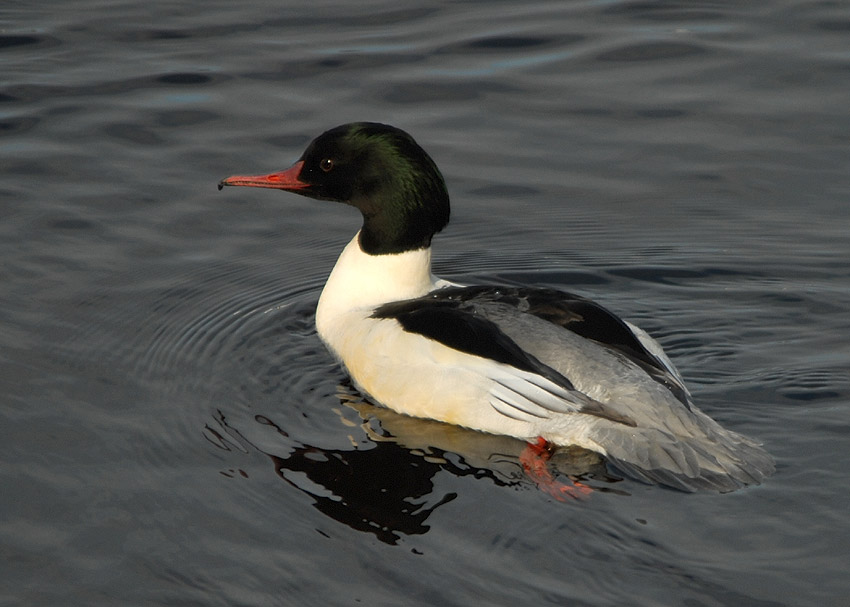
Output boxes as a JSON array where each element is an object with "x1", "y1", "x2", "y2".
[{"x1": 373, "y1": 285, "x2": 691, "y2": 408}]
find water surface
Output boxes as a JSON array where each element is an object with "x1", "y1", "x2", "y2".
[{"x1": 2, "y1": 1, "x2": 850, "y2": 605}]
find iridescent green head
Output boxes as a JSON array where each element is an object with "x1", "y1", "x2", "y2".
[{"x1": 220, "y1": 122, "x2": 451, "y2": 255}]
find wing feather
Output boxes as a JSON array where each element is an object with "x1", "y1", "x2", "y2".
[
  {"x1": 410, "y1": 285, "x2": 692, "y2": 407},
  {"x1": 373, "y1": 297, "x2": 636, "y2": 427}
]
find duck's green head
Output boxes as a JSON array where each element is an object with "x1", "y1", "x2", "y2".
[{"x1": 219, "y1": 122, "x2": 450, "y2": 255}]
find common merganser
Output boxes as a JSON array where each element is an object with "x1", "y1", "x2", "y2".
[{"x1": 219, "y1": 122, "x2": 774, "y2": 492}]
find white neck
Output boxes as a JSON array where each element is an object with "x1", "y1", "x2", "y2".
[{"x1": 316, "y1": 232, "x2": 449, "y2": 338}]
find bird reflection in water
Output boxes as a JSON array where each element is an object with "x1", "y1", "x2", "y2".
[{"x1": 204, "y1": 386, "x2": 616, "y2": 545}]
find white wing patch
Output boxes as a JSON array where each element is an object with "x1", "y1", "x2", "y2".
[{"x1": 487, "y1": 366, "x2": 587, "y2": 423}]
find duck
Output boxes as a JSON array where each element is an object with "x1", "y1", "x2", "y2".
[{"x1": 219, "y1": 122, "x2": 774, "y2": 492}]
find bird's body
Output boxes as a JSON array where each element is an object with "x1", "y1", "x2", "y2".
[{"x1": 220, "y1": 122, "x2": 774, "y2": 492}]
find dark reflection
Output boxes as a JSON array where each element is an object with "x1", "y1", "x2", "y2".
[
  {"x1": 450, "y1": 34, "x2": 583, "y2": 53},
  {"x1": 0, "y1": 34, "x2": 60, "y2": 50},
  {"x1": 0, "y1": 115, "x2": 39, "y2": 135},
  {"x1": 155, "y1": 72, "x2": 212, "y2": 85},
  {"x1": 206, "y1": 388, "x2": 616, "y2": 545},
  {"x1": 270, "y1": 442, "x2": 457, "y2": 544},
  {"x1": 258, "y1": 403, "x2": 462, "y2": 544}
]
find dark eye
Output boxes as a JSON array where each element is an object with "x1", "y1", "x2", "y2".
[{"x1": 320, "y1": 158, "x2": 334, "y2": 172}]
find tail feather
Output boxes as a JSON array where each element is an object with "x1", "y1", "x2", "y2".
[{"x1": 589, "y1": 415, "x2": 775, "y2": 493}]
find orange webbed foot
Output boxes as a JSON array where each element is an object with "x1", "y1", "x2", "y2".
[{"x1": 519, "y1": 437, "x2": 593, "y2": 501}]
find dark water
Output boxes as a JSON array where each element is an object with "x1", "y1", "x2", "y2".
[{"x1": 3, "y1": 1, "x2": 850, "y2": 605}]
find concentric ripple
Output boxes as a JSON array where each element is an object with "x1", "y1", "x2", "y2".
[{"x1": 133, "y1": 265, "x2": 324, "y2": 391}]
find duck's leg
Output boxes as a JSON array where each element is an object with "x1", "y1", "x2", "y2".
[{"x1": 520, "y1": 437, "x2": 592, "y2": 501}]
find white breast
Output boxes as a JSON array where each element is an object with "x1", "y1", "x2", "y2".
[
  {"x1": 316, "y1": 232, "x2": 450, "y2": 337},
  {"x1": 315, "y1": 233, "x2": 549, "y2": 439}
]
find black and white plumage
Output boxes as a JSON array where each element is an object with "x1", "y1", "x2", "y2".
[{"x1": 220, "y1": 122, "x2": 774, "y2": 492}]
